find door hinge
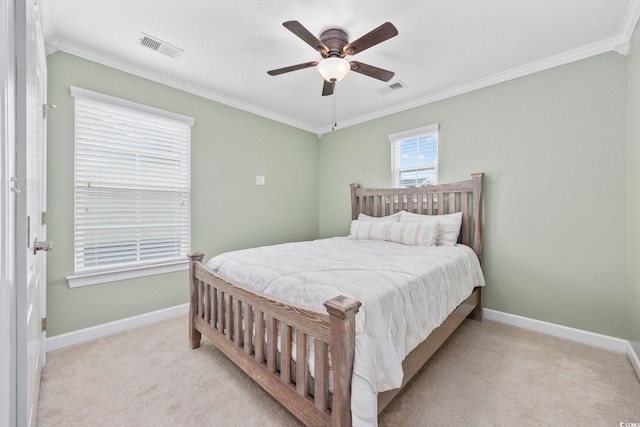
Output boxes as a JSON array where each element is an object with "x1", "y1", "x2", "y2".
[
  {"x1": 10, "y1": 176, "x2": 20, "y2": 193},
  {"x1": 41, "y1": 211, "x2": 47, "y2": 225},
  {"x1": 41, "y1": 317, "x2": 47, "y2": 332},
  {"x1": 42, "y1": 103, "x2": 56, "y2": 119}
]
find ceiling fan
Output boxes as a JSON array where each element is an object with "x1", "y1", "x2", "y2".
[{"x1": 267, "y1": 21, "x2": 398, "y2": 96}]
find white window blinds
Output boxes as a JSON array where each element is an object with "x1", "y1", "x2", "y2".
[
  {"x1": 70, "y1": 87, "x2": 194, "y2": 279},
  {"x1": 390, "y1": 124, "x2": 439, "y2": 188}
]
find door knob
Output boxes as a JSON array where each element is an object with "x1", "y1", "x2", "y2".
[{"x1": 33, "y1": 239, "x2": 53, "y2": 254}]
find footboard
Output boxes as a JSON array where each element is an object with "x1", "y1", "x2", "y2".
[{"x1": 188, "y1": 252, "x2": 361, "y2": 427}]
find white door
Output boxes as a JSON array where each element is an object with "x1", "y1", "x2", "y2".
[{"x1": 16, "y1": 0, "x2": 48, "y2": 426}]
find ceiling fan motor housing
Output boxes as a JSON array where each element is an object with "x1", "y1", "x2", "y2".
[{"x1": 320, "y1": 28, "x2": 349, "y2": 58}]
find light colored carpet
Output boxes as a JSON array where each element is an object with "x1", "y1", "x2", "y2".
[{"x1": 37, "y1": 316, "x2": 640, "y2": 426}]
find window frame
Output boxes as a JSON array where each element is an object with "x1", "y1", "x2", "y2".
[
  {"x1": 389, "y1": 124, "x2": 439, "y2": 188},
  {"x1": 66, "y1": 87, "x2": 194, "y2": 287}
]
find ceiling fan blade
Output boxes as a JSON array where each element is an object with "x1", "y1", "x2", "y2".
[
  {"x1": 267, "y1": 61, "x2": 318, "y2": 76},
  {"x1": 349, "y1": 61, "x2": 395, "y2": 82},
  {"x1": 322, "y1": 79, "x2": 335, "y2": 96},
  {"x1": 343, "y1": 22, "x2": 398, "y2": 56},
  {"x1": 283, "y1": 21, "x2": 329, "y2": 55}
]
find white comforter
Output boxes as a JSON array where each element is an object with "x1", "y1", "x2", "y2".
[{"x1": 206, "y1": 237, "x2": 485, "y2": 425}]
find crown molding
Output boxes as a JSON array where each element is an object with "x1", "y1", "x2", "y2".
[
  {"x1": 316, "y1": 37, "x2": 618, "y2": 135},
  {"x1": 54, "y1": 33, "x2": 621, "y2": 136},
  {"x1": 54, "y1": 39, "x2": 318, "y2": 134},
  {"x1": 614, "y1": 0, "x2": 640, "y2": 54}
]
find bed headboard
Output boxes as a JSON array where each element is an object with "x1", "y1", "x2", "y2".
[{"x1": 350, "y1": 172, "x2": 484, "y2": 263}]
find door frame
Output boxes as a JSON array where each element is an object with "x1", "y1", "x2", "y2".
[{"x1": 0, "y1": 0, "x2": 17, "y2": 425}]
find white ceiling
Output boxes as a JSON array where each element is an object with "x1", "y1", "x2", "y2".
[{"x1": 41, "y1": 0, "x2": 640, "y2": 134}]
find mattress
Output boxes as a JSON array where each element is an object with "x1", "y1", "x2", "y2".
[{"x1": 206, "y1": 236, "x2": 485, "y2": 426}]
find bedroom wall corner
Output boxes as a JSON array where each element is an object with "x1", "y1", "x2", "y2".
[
  {"x1": 318, "y1": 52, "x2": 629, "y2": 339},
  {"x1": 627, "y1": 21, "x2": 640, "y2": 358},
  {"x1": 45, "y1": 52, "x2": 319, "y2": 337}
]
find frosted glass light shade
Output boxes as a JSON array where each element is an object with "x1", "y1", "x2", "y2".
[{"x1": 317, "y1": 58, "x2": 350, "y2": 82}]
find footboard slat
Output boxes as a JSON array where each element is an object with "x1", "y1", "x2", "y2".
[
  {"x1": 243, "y1": 304, "x2": 253, "y2": 355},
  {"x1": 225, "y1": 294, "x2": 233, "y2": 340},
  {"x1": 295, "y1": 329, "x2": 308, "y2": 397},
  {"x1": 234, "y1": 299, "x2": 242, "y2": 346},
  {"x1": 255, "y1": 310, "x2": 264, "y2": 364},
  {"x1": 197, "y1": 280, "x2": 203, "y2": 318},
  {"x1": 281, "y1": 324, "x2": 292, "y2": 384},
  {"x1": 314, "y1": 339, "x2": 329, "y2": 412},
  {"x1": 211, "y1": 287, "x2": 218, "y2": 328},
  {"x1": 267, "y1": 316, "x2": 277, "y2": 373},
  {"x1": 204, "y1": 283, "x2": 211, "y2": 324},
  {"x1": 217, "y1": 290, "x2": 224, "y2": 332}
]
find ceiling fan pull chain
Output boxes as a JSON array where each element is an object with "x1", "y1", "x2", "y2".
[{"x1": 332, "y1": 89, "x2": 338, "y2": 131}]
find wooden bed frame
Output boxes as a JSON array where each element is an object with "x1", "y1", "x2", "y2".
[{"x1": 188, "y1": 172, "x2": 484, "y2": 426}]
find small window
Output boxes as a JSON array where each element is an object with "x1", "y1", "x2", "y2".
[
  {"x1": 390, "y1": 124, "x2": 439, "y2": 188},
  {"x1": 67, "y1": 87, "x2": 194, "y2": 287}
]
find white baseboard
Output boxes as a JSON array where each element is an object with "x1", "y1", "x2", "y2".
[
  {"x1": 483, "y1": 308, "x2": 629, "y2": 353},
  {"x1": 46, "y1": 303, "x2": 189, "y2": 352},
  {"x1": 484, "y1": 308, "x2": 640, "y2": 380}
]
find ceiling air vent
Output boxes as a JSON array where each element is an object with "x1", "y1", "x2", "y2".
[
  {"x1": 137, "y1": 32, "x2": 183, "y2": 59},
  {"x1": 377, "y1": 80, "x2": 407, "y2": 95}
]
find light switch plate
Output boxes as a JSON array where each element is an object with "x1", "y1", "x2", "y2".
[{"x1": 256, "y1": 175, "x2": 265, "y2": 186}]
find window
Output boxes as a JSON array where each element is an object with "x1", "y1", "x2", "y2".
[
  {"x1": 390, "y1": 124, "x2": 439, "y2": 188},
  {"x1": 67, "y1": 87, "x2": 194, "y2": 287}
]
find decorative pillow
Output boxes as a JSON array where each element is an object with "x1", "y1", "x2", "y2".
[
  {"x1": 399, "y1": 211, "x2": 463, "y2": 246},
  {"x1": 348, "y1": 220, "x2": 391, "y2": 241},
  {"x1": 357, "y1": 212, "x2": 401, "y2": 222},
  {"x1": 388, "y1": 221, "x2": 439, "y2": 246}
]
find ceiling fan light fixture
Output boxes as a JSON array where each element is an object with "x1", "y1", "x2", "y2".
[{"x1": 317, "y1": 57, "x2": 350, "y2": 82}]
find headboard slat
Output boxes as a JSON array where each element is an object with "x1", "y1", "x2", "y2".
[
  {"x1": 449, "y1": 192, "x2": 456, "y2": 214},
  {"x1": 460, "y1": 192, "x2": 470, "y2": 246}
]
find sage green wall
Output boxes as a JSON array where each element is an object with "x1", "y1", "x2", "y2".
[
  {"x1": 319, "y1": 52, "x2": 628, "y2": 338},
  {"x1": 47, "y1": 49, "x2": 634, "y2": 341},
  {"x1": 628, "y1": 29, "x2": 640, "y2": 355},
  {"x1": 46, "y1": 52, "x2": 319, "y2": 337}
]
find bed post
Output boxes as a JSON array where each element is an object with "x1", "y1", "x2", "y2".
[
  {"x1": 470, "y1": 172, "x2": 484, "y2": 264},
  {"x1": 188, "y1": 252, "x2": 205, "y2": 349},
  {"x1": 470, "y1": 172, "x2": 484, "y2": 321},
  {"x1": 324, "y1": 295, "x2": 362, "y2": 427},
  {"x1": 350, "y1": 183, "x2": 360, "y2": 220}
]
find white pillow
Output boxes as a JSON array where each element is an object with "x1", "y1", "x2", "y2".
[
  {"x1": 399, "y1": 211, "x2": 463, "y2": 246},
  {"x1": 357, "y1": 212, "x2": 401, "y2": 222},
  {"x1": 348, "y1": 220, "x2": 391, "y2": 241},
  {"x1": 388, "y1": 221, "x2": 439, "y2": 246}
]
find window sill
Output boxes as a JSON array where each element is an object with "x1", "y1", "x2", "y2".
[{"x1": 66, "y1": 260, "x2": 189, "y2": 288}]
